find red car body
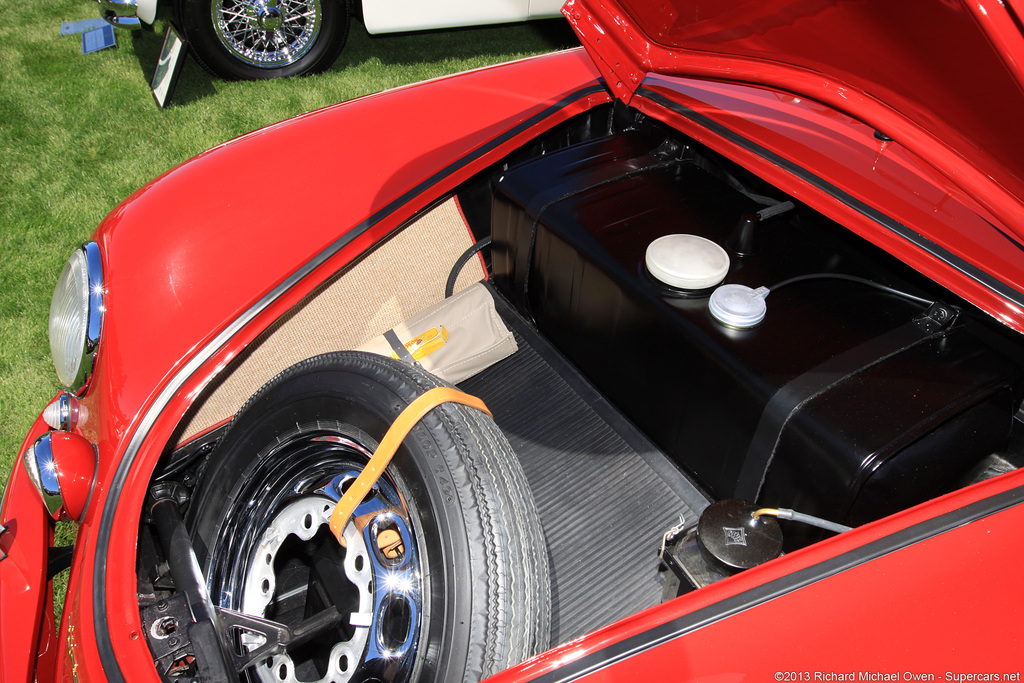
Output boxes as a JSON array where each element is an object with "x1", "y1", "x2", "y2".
[{"x1": 4, "y1": 0, "x2": 1024, "y2": 681}]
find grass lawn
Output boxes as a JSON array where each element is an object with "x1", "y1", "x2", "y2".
[{"x1": 0, "y1": 0, "x2": 577, "y2": 603}]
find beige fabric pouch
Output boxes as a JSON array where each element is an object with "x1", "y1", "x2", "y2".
[{"x1": 356, "y1": 282, "x2": 517, "y2": 384}]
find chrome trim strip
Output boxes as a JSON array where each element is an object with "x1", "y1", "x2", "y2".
[
  {"x1": 24, "y1": 434, "x2": 64, "y2": 520},
  {"x1": 59, "y1": 393, "x2": 73, "y2": 430},
  {"x1": 61, "y1": 242, "x2": 105, "y2": 394},
  {"x1": 81, "y1": 242, "x2": 104, "y2": 389},
  {"x1": 0, "y1": 461, "x2": 10, "y2": 561},
  {"x1": 91, "y1": 82, "x2": 609, "y2": 683}
]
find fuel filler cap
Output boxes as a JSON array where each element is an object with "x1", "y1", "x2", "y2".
[
  {"x1": 645, "y1": 234, "x2": 730, "y2": 290},
  {"x1": 697, "y1": 499, "x2": 783, "y2": 573}
]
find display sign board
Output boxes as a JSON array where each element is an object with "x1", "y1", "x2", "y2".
[
  {"x1": 82, "y1": 24, "x2": 116, "y2": 53},
  {"x1": 151, "y1": 25, "x2": 188, "y2": 108}
]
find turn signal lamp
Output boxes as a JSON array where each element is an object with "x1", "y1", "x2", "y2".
[
  {"x1": 23, "y1": 432, "x2": 97, "y2": 521},
  {"x1": 42, "y1": 393, "x2": 89, "y2": 431}
]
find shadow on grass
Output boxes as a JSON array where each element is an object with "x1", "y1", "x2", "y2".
[
  {"x1": 128, "y1": 13, "x2": 578, "y2": 107},
  {"x1": 130, "y1": 24, "x2": 217, "y2": 108},
  {"x1": 330, "y1": 17, "x2": 580, "y2": 71}
]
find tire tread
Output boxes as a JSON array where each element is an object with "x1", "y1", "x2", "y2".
[{"x1": 192, "y1": 351, "x2": 550, "y2": 683}]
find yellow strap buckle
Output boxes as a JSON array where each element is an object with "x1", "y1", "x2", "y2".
[{"x1": 329, "y1": 386, "x2": 492, "y2": 545}]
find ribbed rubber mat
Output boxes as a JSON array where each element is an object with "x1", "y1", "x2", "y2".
[{"x1": 460, "y1": 290, "x2": 710, "y2": 644}]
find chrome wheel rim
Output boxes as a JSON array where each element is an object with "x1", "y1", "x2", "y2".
[
  {"x1": 212, "y1": 0, "x2": 322, "y2": 68},
  {"x1": 206, "y1": 428, "x2": 423, "y2": 683}
]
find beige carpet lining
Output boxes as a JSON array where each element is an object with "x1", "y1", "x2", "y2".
[{"x1": 177, "y1": 197, "x2": 484, "y2": 442}]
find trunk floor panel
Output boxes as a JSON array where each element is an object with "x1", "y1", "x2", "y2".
[{"x1": 459, "y1": 288, "x2": 710, "y2": 644}]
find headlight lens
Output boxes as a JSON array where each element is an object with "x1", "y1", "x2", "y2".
[{"x1": 49, "y1": 242, "x2": 104, "y2": 391}]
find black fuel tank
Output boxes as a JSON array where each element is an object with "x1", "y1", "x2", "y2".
[{"x1": 491, "y1": 130, "x2": 1017, "y2": 530}]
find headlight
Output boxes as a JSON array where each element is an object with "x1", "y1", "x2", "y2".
[{"x1": 49, "y1": 242, "x2": 104, "y2": 392}]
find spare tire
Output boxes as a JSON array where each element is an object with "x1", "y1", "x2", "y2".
[{"x1": 188, "y1": 351, "x2": 550, "y2": 683}]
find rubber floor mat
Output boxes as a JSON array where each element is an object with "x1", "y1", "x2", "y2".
[{"x1": 459, "y1": 289, "x2": 710, "y2": 644}]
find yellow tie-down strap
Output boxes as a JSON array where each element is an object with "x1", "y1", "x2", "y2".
[{"x1": 329, "y1": 387, "x2": 492, "y2": 545}]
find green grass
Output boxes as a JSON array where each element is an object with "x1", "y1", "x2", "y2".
[{"x1": 0, "y1": 0, "x2": 576, "y2": 588}]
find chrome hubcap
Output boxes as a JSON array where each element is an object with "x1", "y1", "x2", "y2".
[
  {"x1": 256, "y1": 5, "x2": 283, "y2": 31},
  {"x1": 212, "y1": 0, "x2": 322, "y2": 68},
  {"x1": 241, "y1": 496, "x2": 373, "y2": 683},
  {"x1": 209, "y1": 432, "x2": 423, "y2": 683}
]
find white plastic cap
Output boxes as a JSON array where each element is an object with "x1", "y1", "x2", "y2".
[
  {"x1": 709, "y1": 284, "x2": 770, "y2": 329},
  {"x1": 645, "y1": 234, "x2": 730, "y2": 290}
]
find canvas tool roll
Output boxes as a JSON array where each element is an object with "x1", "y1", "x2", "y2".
[{"x1": 357, "y1": 282, "x2": 517, "y2": 384}]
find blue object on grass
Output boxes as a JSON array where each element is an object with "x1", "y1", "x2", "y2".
[
  {"x1": 60, "y1": 18, "x2": 109, "y2": 35},
  {"x1": 82, "y1": 25, "x2": 116, "y2": 54}
]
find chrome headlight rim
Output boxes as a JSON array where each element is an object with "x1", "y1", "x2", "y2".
[{"x1": 49, "y1": 242, "x2": 104, "y2": 394}]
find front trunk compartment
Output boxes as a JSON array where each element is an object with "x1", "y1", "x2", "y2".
[
  {"x1": 136, "y1": 103, "x2": 1024, "y2": 681},
  {"x1": 489, "y1": 125, "x2": 1019, "y2": 543}
]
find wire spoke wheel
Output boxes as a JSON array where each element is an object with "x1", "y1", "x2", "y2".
[
  {"x1": 176, "y1": 0, "x2": 349, "y2": 79},
  {"x1": 212, "y1": 0, "x2": 322, "y2": 68},
  {"x1": 189, "y1": 352, "x2": 550, "y2": 682}
]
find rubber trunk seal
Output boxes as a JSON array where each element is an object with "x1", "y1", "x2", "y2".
[{"x1": 637, "y1": 79, "x2": 1024, "y2": 311}]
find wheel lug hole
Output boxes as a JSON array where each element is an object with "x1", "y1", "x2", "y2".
[{"x1": 376, "y1": 528, "x2": 404, "y2": 560}]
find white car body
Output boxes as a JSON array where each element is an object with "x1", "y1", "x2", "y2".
[
  {"x1": 99, "y1": 0, "x2": 566, "y2": 79},
  {"x1": 362, "y1": 0, "x2": 564, "y2": 34}
]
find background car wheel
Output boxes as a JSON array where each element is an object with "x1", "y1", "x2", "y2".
[
  {"x1": 174, "y1": 0, "x2": 350, "y2": 79},
  {"x1": 188, "y1": 351, "x2": 550, "y2": 682}
]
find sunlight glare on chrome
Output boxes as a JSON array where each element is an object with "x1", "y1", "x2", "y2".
[{"x1": 381, "y1": 571, "x2": 414, "y2": 595}]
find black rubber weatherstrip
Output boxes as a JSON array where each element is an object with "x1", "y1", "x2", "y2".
[
  {"x1": 528, "y1": 482, "x2": 1024, "y2": 683},
  {"x1": 91, "y1": 81, "x2": 608, "y2": 683},
  {"x1": 637, "y1": 79, "x2": 1024, "y2": 311}
]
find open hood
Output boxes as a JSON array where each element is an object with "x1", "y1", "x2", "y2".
[{"x1": 565, "y1": 0, "x2": 1024, "y2": 234}]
